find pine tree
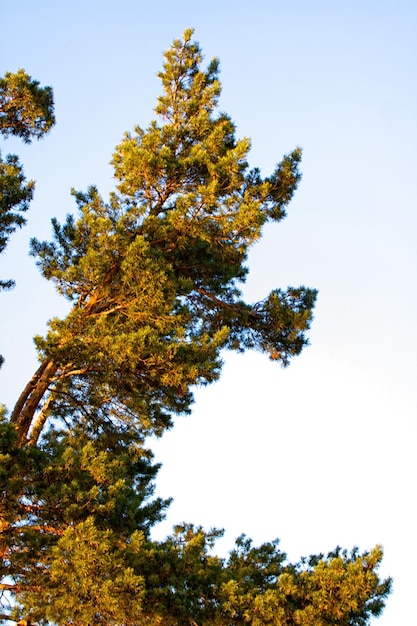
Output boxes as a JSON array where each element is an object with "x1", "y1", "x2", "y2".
[
  {"x1": 10, "y1": 29, "x2": 316, "y2": 446},
  {"x1": 0, "y1": 30, "x2": 391, "y2": 625}
]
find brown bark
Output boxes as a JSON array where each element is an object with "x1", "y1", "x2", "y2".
[
  {"x1": 10, "y1": 358, "x2": 58, "y2": 445},
  {"x1": 0, "y1": 612, "x2": 33, "y2": 624},
  {"x1": 27, "y1": 393, "x2": 53, "y2": 446}
]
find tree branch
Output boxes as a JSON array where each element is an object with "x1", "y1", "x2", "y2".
[
  {"x1": 10, "y1": 358, "x2": 53, "y2": 425},
  {"x1": 10, "y1": 358, "x2": 58, "y2": 445}
]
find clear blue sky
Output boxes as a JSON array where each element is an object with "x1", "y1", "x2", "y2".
[{"x1": 1, "y1": 2, "x2": 416, "y2": 624}]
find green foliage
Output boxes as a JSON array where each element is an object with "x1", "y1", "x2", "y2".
[
  {"x1": 0, "y1": 153, "x2": 34, "y2": 288},
  {"x1": 22, "y1": 518, "x2": 146, "y2": 626},
  {"x1": 0, "y1": 70, "x2": 55, "y2": 143},
  {"x1": 0, "y1": 69, "x2": 55, "y2": 290},
  {"x1": 219, "y1": 540, "x2": 391, "y2": 626},
  {"x1": 0, "y1": 415, "x2": 168, "y2": 624},
  {"x1": 144, "y1": 531, "x2": 391, "y2": 626},
  {"x1": 0, "y1": 31, "x2": 391, "y2": 625}
]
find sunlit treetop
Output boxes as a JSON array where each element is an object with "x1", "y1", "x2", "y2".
[
  {"x1": 0, "y1": 69, "x2": 55, "y2": 143},
  {"x1": 10, "y1": 29, "x2": 318, "y2": 445}
]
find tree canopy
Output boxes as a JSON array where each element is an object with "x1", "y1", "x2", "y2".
[
  {"x1": 0, "y1": 69, "x2": 55, "y2": 143},
  {"x1": 0, "y1": 69, "x2": 55, "y2": 290},
  {"x1": 0, "y1": 30, "x2": 391, "y2": 625}
]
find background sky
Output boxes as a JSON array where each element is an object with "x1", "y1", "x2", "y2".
[{"x1": 1, "y1": 1, "x2": 416, "y2": 624}]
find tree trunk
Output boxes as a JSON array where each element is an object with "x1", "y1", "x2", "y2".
[{"x1": 10, "y1": 357, "x2": 58, "y2": 445}]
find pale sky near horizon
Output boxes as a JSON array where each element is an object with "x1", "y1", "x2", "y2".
[{"x1": 1, "y1": 2, "x2": 416, "y2": 625}]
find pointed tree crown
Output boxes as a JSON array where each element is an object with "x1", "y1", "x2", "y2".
[{"x1": 11, "y1": 29, "x2": 317, "y2": 445}]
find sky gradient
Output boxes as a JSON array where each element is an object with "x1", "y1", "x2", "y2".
[{"x1": 1, "y1": 2, "x2": 416, "y2": 624}]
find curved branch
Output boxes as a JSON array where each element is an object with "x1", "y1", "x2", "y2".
[
  {"x1": 10, "y1": 358, "x2": 58, "y2": 445},
  {"x1": 10, "y1": 358, "x2": 53, "y2": 424}
]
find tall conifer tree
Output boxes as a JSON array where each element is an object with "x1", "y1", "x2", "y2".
[{"x1": 10, "y1": 30, "x2": 316, "y2": 446}]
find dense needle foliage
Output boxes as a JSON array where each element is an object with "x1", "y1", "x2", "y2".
[
  {"x1": 0, "y1": 69, "x2": 55, "y2": 290},
  {"x1": 0, "y1": 30, "x2": 390, "y2": 625}
]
